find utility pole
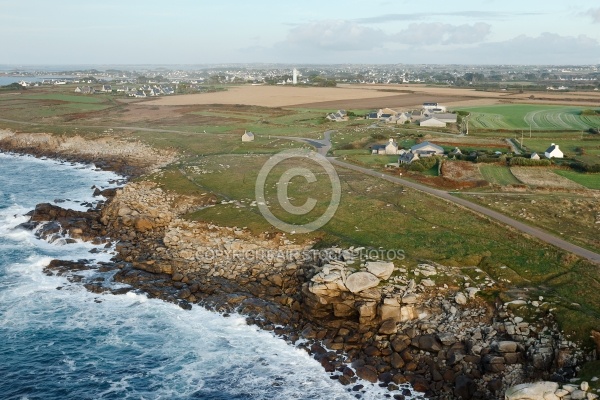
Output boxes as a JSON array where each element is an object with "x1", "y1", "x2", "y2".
[{"x1": 521, "y1": 130, "x2": 524, "y2": 146}]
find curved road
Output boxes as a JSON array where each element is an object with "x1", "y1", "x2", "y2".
[{"x1": 303, "y1": 131, "x2": 600, "y2": 265}]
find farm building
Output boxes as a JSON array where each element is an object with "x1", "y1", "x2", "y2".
[
  {"x1": 427, "y1": 113, "x2": 457, "y2": 123},
  {"x1": 422, "y1": 102, "x2": 447, "y2": 113},
  {"x1": 544, "y1": 143, "x2": 563, "y2": 159},
  {"x1": 411, "y1": 142, "x2": 445, "y2": 157},
  {"x1": 530, "y1": 152, "x2": 540, "y2": 160},
  {"x1": 419, "y1": 117, "x2": 446, "y2": 127},
  {"x1": 242, "y1": 131, "x2": 255, "y2": 142}
]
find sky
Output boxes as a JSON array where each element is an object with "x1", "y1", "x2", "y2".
[{"x1": 2, "y1": 0, "x2": 600, "y2": 66}]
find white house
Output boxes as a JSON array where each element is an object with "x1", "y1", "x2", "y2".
[
  {"x1": 544, "y1": 143, "x2": 563, "y2": 159},
  {"x1": 419, "y1": 117, "x2": 447, "y2": 128},
  {"x1": 385, "y1": 138, "x2": 398, "y2": 155},
  {"x1": 242, "y1": 131, "x2": 255, "y2": 142},
  {"x1": 530, "y1": 152, "x2": 540, "y2": 160},
  {"x1": 371, "y1": 138, "x2": 401, "y2": 155}
]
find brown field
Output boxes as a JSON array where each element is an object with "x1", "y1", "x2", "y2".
[
  {"x1": 441, "y1": 160, "x2": 487, "y2": 182},
  {"x1": 146, "y1": 84, "x2": 600, "y2": 109},
  {"x1": 510, "y1": 167, "x2": 586, "y2": 189}
]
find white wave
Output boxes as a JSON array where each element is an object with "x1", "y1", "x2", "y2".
[{"x1": 0, "y1": 152, "x2": 418, "y2": 399}]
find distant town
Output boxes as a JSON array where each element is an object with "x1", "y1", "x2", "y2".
[{"x1": 2, "y1": 64, "x2": 599, "y2": 95}]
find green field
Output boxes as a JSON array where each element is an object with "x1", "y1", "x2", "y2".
[
  {"x1": 3, "y1": 86, "x2": 600, "y2": 346},
  {"x1": 456, "y1": 104, "x2": 600, "y2": 131},
  {"x1": 554, "y1": 170, "x2": 600, "y2": 189},
  {"x1": 479, "y1": 165, "x2": 522, "y2": 185}
]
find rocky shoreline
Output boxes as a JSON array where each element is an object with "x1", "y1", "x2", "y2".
[{"x1": 2, "y1": 131, "x2": 598, "y2": 400}]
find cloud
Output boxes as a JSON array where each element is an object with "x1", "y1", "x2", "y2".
[
  {"x1": 356, "y1": 11, "x2": 542, "y2": 24},
  {"x1": 393, "y1": 22, "x2": 491, "y2": 45},
  {"x1": 587, "y1": 8, "x2": 600, "y2": 23},
  {"x1": 408, "y1": 33, "x2": 600, "y2": 65},
  {"x1": 480, "y1": 33, "x2": 600, "y2": 64},
  {"x1": 283, "y1": 20, "x2": 386, "y2": 51}
]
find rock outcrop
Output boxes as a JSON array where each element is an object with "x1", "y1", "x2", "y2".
[{"x1": 25, "y1": 178, "x2": 595, "y2": 400}]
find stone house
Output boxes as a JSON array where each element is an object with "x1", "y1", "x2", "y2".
[
  {"x1": 399, "y1": 152, "x2": 420, "y2": 164},
  {"x1": 242, "y1": 131, "x2": 255, "y2": 142}
]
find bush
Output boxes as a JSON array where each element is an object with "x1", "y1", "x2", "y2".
[
  {"x1": 570, "y1": 161, "x2": 600, "y2": 173},
  {"x1": 476, "y1": 156, "x2": 503, "y2": 164},
  {"x1": 370, "y1": 132, "x2": 387, "y2": 140},
  {"x1": 581, "y1": 109, "x2": 600, "y2": 116},
  {"x1": 408, "y1": 156, "x2": 438, "y2": 171},
  {"x1": 509, "y1": 157, "x2": 552, "y2": 166}
]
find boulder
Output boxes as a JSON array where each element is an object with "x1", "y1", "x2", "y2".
[
  {"x1": 455, "y1": 292, "x2": 467, "y2": 305},
  {"x1": 379, "y1": 319, "x2": 398, "y2": 335},
  {"x1": 400, "y1": 306, "x2": 418, "y2": 321},
  {"x1": 345, "y1": 272, "x2": 380, "y2": 293},
  {"x1": 356, "y1": 365, "x2": 378, "y2": 383},
  {"x1": 401, "y1": 293, "x2": 418, "y2": 304},
  {"x1": 495, "y1": 341, "x2": 518, "y2": 353},
  {"x1": 454, "y1": 374, "x2": 476, "y2": 399},
  {"x1": 379, "y1": 298, "x2": 401, "y2": 322},
  {"x1": 413, "y1": 335, "x2": 442, "y2": 352},
  {"x1": 542, "y1": 393, "x2": 559, "y2": 400},
  {"x1": 134, "y1": 218, "x2": 154, "y2": 232},
  {"x1": 505, "y1": 382, "x2": 559, "y2": 400},
  {"x1": 570, "y1": 390, "x2": 587, "y2": 400},
  {"x1": 366, "y1": 261, "x2": 395, "y2": 280}
]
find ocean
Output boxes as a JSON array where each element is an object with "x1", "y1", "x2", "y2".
[{"x1": 0, "y1": 153, "x2": 410, "y2": 400}]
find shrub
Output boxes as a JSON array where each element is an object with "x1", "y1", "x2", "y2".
[
  {"x1": 509, "y1": 157, "x2": 552, "y2": 166},
  {"x1": 570, "y1": 161, "x2": 600, "y2": 173},
  {"x1": 581, "y1": 109, "x2": 600, "y2": 116},
  {"x1": 407, "y1": 156, "x2": 438, "y2": 171},
  {"x1": 476, "y1": 156, "x2": 502, "y2": 164}
]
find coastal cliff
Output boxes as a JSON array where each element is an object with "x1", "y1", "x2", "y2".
[{"x1": 1, "y1": 130, "x2": 596, "y2": 400}]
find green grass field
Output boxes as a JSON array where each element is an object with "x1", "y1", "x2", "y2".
[
  {"x1": 456, "y1": 104, "x2": 600, "y2": 131},
  {"x1": 554, "y1": 170, "x2": 600, "y2": 189},
  {"x1": 3, "y1": 86, "x2": 600, "y2": 346},
  {"x1": 479, "y1": 165, "x2": 522, "y2": 185}
]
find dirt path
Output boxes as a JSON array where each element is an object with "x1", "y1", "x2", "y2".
[{"x1": 505, "y1": 138, "x2": 522, "y2": 155}]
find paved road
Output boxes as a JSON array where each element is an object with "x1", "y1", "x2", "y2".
[{"x1": 294, "y1": 131, "x2": 600, "y2": 264}]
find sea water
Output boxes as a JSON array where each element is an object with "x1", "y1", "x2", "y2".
[{"x1": 0, "y1": 153, "x2": 416, "y2": 400}]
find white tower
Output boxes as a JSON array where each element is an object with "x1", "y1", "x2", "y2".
[{"x1": 293, "y1": 68, "x2": 298, "y2": 85}]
